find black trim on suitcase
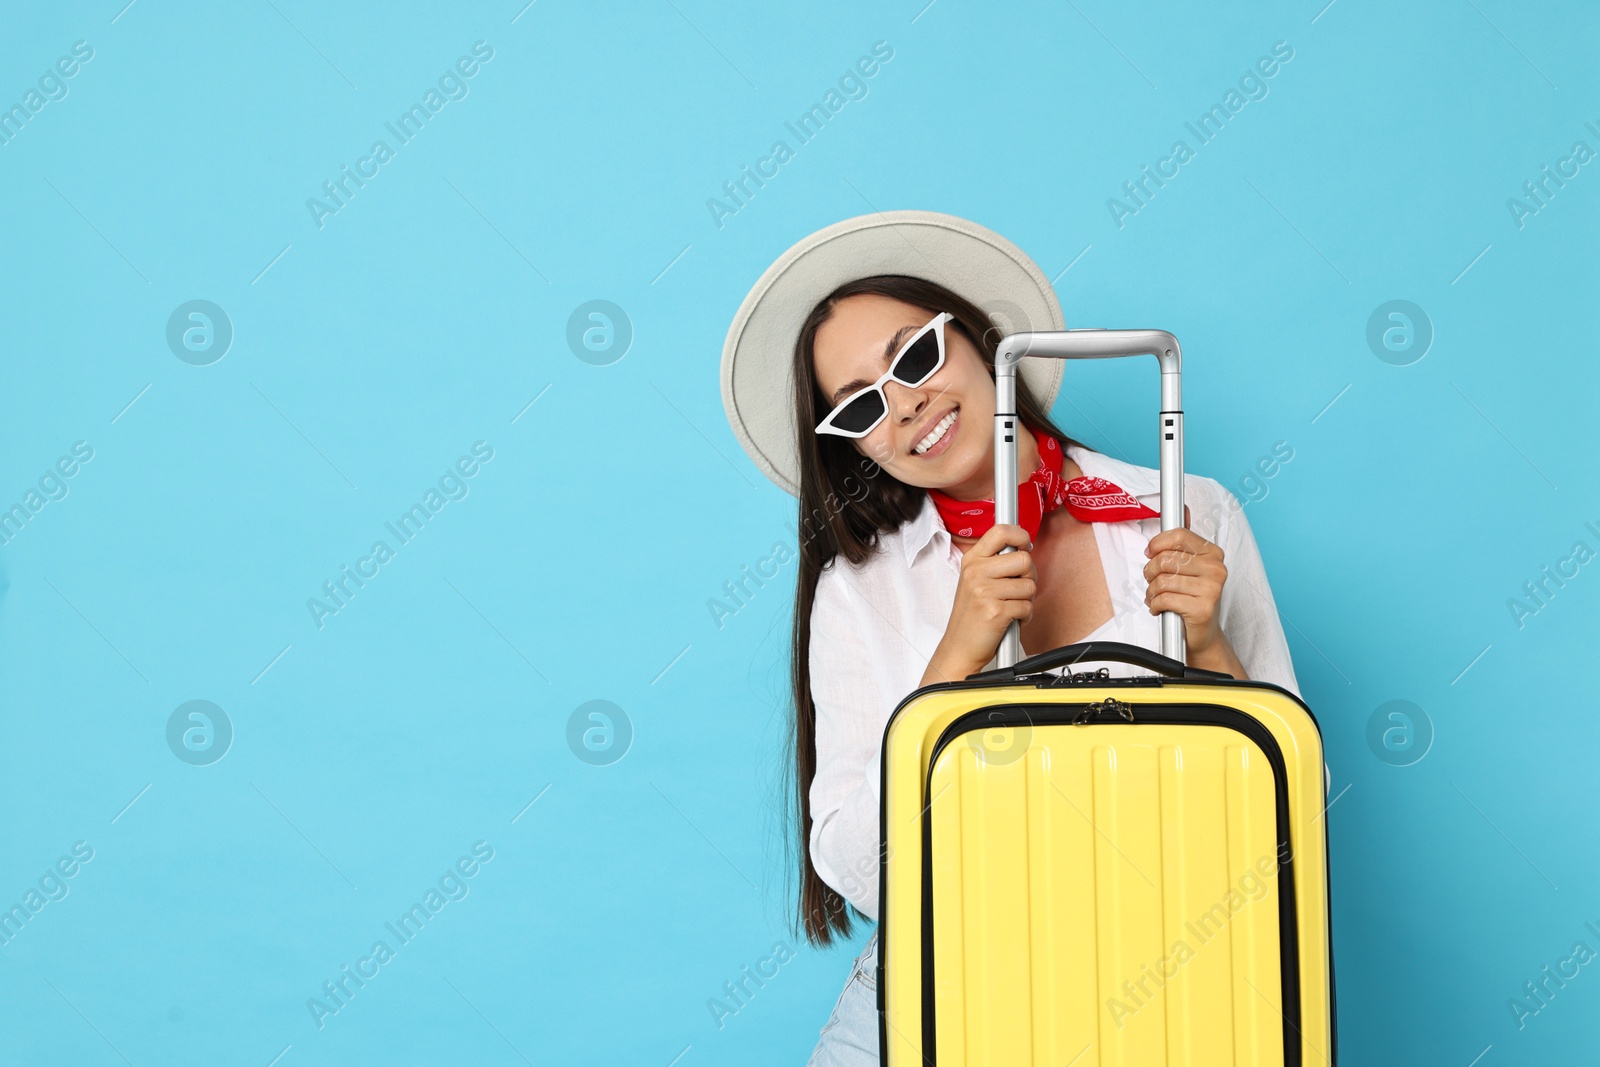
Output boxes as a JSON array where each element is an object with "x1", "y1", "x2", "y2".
[
  {"x1": 906, "y1": 701, "x2": 1306, "y2": 1065},
  {"x1": 877, "y1": 676, "x2": 1337, "y2": 1066}
]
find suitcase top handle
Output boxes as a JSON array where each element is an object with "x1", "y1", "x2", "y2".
[
  {"x1": 992, "y1": 329, "x2": 1184, "y2": 669},
  {"x1": 965, "y1": 639, "x2": 1234, "y2": 683}
]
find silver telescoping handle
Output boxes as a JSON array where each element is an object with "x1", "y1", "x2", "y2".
[{"x1": 993, "y1": 329, "x2": 1184, "y2": 669}]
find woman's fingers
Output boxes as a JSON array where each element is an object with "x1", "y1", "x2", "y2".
[
  {"x1": 941, "y1": 526, "x2": 1040, "y2": 675},
  {"x1": 1144, "y1": 571, "x2": 1216, "y2": 602},
  {"x1": 1145, "y1": 527, "x2": 1221, "y2": 563},
  {"x1": 1147, "y1": 588, "x2": 1217, "y2": 627},
  {"x1": 984, "y1": 548, "x2": 1035, "y2": 579},
  {"x1": 974, "y1": 522, "x2": 1032, "y2": 557},
  {"x1": 1143, "y1": 522, "x2": 1228, "y2": 649},
  {"x1": 981, "y1": 574, "x2": 1037, "y2": 601},
  {"x1": 1144, "y1": 547, "x2": 1225, "y2": 585}
]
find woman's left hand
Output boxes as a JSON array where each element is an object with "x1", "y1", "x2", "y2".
[{"x1": 1142, "y1": 507, "x2": 1229, "y2": 657}]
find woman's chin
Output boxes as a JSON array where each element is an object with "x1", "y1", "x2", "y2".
[{"x1": 901, "y1": 449, "x2": 983, "y2": 491}]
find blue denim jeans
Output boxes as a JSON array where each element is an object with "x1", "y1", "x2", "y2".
[{"x1": 806, "y1": 930, "x2": 879, "y2": 1065}]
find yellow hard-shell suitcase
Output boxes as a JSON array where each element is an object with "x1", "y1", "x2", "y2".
[{"x1": 876, "y1": 330, "x2": 1335, "y2": 1065}]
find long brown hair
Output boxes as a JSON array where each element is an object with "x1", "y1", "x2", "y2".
[{"x1": 785, "y1": 274, "x2": 1085, "y2": 945}]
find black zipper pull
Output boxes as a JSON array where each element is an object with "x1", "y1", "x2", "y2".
[{"x1": 1074, "y1": 697, "x2": 1134, "y2": 724}]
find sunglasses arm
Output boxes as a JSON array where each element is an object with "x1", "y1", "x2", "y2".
[{"x1": 992, "y1": 329, "x2": 1184, "y2": 668}]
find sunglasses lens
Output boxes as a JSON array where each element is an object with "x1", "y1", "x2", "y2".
[
  {"x1": 829, "y1": 390, "x2": 887, "y2": 434},
  {"x1": 892, "y1": 329, "x2": 941, "y2": 385}
]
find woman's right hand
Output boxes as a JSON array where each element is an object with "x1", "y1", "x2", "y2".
[{"x1": 922, "y1": 523, "x2": 1037, "y2": 684}]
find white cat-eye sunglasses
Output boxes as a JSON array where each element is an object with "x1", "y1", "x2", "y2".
[{"x1": 814, "y1": 311, "x2": 952, "y2": 438}]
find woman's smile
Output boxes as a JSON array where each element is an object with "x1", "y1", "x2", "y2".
[{"x1": 911, "y1": 406, "x2": 959, "y2": 458}]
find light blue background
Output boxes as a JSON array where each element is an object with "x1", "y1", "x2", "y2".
[{"x1": 1, "y1": 1, "x2": 1596, "y2": 1063}]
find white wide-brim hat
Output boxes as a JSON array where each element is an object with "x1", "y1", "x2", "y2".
[{"x1": 720, "y1": 210, "x2": 1066, "y2": 497}]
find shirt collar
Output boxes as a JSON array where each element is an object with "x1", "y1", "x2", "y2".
[{"x1": 898, "y1": 442, "x2": 1163, "y2": 568}]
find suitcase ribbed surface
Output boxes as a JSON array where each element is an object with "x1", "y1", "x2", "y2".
[
  {"x1": 880, "y1": 682, "x2": 1332, "y2": 1067},
  {"x1": 929, "y1": 725, "x2": 1284, "y2": 1064}
]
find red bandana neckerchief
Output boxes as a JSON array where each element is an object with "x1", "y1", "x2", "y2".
[{"x1": 927, "y1": 425, "x2": 1159, "y2": 540}]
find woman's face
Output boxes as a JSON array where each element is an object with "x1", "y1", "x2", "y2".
[{"x1": 812, "y1": 293, "x2": 995, "y2": 493}]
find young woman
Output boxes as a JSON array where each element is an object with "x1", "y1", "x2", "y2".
[{"x1": 719, "y1": 212, "x2": 1300, "y2": 1065}]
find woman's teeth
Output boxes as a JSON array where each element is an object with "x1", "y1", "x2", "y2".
[{"x1": 913, "y1": 410, "x2": 958, "y2": 455}]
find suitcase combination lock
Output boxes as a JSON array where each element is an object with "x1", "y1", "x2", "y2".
[{"x1": 1074, "y1": 697, "x2": 1134, "y2": 724}]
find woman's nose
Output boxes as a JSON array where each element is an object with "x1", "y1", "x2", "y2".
[{"x1": 883, "y1": 380, "x2": 926, "y2": 422}]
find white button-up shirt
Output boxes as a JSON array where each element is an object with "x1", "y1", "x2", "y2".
[{"x1": 806, "y1": 443, "x2": 1302, "y2": 920}]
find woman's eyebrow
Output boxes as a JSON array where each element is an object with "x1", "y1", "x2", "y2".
[{"x1": 828, "y1": 324, "x2": 917, "y2": 404}]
